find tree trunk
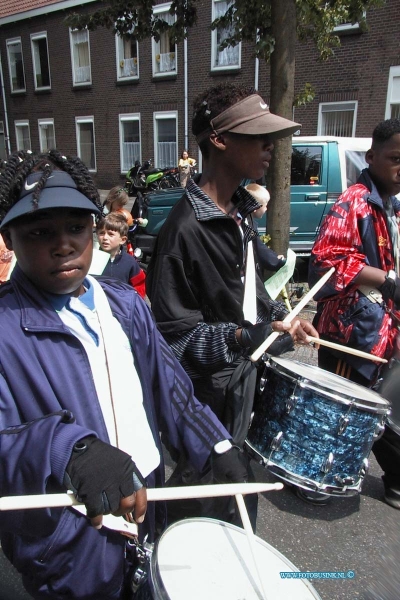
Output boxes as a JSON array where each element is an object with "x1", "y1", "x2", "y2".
[{"x1": 267, "y1": 0, "x2": 297, "y2": 256}]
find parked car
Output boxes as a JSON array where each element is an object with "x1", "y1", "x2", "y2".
[{"x1": 132, "y1": 136, "x2": 372, "y2": 260}]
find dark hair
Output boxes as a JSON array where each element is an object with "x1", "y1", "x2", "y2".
[
  {"x1": 96, "y1": 212, "x2": 129, "y2": 237},
  {"x1": 180, "y1": 149, "x2": 189, "y2": 158},
  {"x1": 0, "y1": 149, "x2": 102, "y2": 225},
  {"x1": 372, "y1": 119, "x2": 400, "y2": 148},
  {"x1": 192, "y1": 83, "x2": 256, "y2": 158}
]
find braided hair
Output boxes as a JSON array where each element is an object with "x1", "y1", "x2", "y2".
[{"x1": 0, "y1": 149, "x2": 102, "y2": 226}]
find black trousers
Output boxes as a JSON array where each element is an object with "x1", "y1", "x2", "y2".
[{"x1": 318, "y1": 347, "x2": 400, "y2": 488}]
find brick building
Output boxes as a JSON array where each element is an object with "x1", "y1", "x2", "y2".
[{"x1": 0, "y1": 0, "x2": 399, "y2": 188}]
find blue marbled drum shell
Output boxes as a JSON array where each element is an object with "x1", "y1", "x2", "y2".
[{"x1": 247, "y1": 364, "x2": 384, "y2": 491}]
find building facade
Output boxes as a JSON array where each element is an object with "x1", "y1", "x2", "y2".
[{"x1": 0, "y1": 0, "x2": 399, "y2": 188}]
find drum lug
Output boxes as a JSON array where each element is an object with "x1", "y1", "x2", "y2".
[
  {"x1": 359, "y1": 458, "x2": 369, "y2": 478},
  {"x1": 258, "y1": 376, "x2": 267, "y2": 393},
  {"x1": 285, "y1": 394, "x2": 298, "y2": 414},
  {"x1": 334, "y1": 474, "x2": 355, "y2": 486},
  {"x1": 270, "y1": 431, "x2": 283, "y2": 452},
  {"x1": 373, "y1": 421, "x2": 386, "y2": 440},
  {"x1": 338, "y1": 415, "x2": 349, "y2": 435},
  {"x1": 321, "y1": 452, "x2": 334, "y2": 474},
  {"x1": 129, "y1": 537, "x2": 154, "y2": 594}
]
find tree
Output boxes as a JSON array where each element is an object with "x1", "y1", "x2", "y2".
[{"x1": 66, "y1": 0, "x2": 385, "y2": 254}]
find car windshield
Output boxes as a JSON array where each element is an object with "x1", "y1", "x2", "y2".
[{"x1": 345, "y1": 149, "x2": 368, "y2": 187}]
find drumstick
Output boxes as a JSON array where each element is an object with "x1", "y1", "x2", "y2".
[
  {"x1": 250, "y1": 267, "x2": 335, "y2": 362},
  {"x1": 0, "y1": 482, "x2": 284, "y2": 511},
  {"x1": 235, "y1": 493, "x2": 268, "y2": 600},
  {"x1": 306, "y1": 336, "x2": 388, "y2": 364}
]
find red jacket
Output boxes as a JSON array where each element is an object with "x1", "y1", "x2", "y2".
[{"x1": 309, "y1": 169, "x2": 400, "y2": 381}]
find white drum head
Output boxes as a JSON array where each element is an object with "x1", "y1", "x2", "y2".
[
  {"x1": 151, "y1": 518, "x2": 321, "y2": 600},
  {"x1": 270, "y1": 356, "x2": 389, "y2": 410}
]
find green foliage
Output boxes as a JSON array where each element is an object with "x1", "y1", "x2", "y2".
[
  {"x1": 65, "y1": 0, "x2": 385, "y2": 61},
  {"x1": 259, "y1": 233, "x2": 271, "y2": 247},
  {"x1": 294, "y1": 83, "x2": 316, "y2": 108}
]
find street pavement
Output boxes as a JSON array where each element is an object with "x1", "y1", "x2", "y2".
[{"x1": 1, "y1": 265, "x2": 399, "y2": 600}]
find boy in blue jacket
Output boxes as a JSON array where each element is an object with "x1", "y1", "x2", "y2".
[
  {"x1": 0, "y1": 149, "x2": 246, "y2": 600},
  {"x1": 96, "y1": 212, "x2": 146, "y2": 299}
]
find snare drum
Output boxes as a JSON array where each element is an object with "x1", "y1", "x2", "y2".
[
  {"x1": 150, "y1": 518, "x2": 321, "y2": 600},
  {"x1": 245, "y1": 357, "x2": 390, "y2": 496}
]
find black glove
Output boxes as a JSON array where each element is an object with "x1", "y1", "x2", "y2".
[
  {"x1": 211, "y1": 445, "x2": 248, "y2": 484},
  {"x1": 239, "y1": 322, "x2": 273, "y2": 353},
  {"x1": 379, "y1": 271, "x2": 400, "y2": 308},
  {"x1": 64, "y1": 436, "x2": 145, "y2": 518}
]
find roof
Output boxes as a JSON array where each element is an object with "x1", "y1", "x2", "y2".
[
  {"x1": 294, "y1": 136, "x2": 372, "y2": 150},
  {"x1": 0, "y1": 0, "x2": 96, "y2": 24}
]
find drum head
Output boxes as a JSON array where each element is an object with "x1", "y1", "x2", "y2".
[
  {"x1": 150, "y1": 518, "x2": 321, "y2": 600},
  {"x1": 269, "y1": 356, "x2": 389, "y2": 412}
]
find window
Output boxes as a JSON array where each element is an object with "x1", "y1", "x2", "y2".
[
  {"x1": 119, "y1": 114, "x2": 141, "y2": 172},
  {"x1": 38, "y1": 119, "x2": 56, "y2": 152},
  {"x1": 116, "y1": 34, "x2": 139, "y2": 80},
  {"x1": 76, "y1": 117, "x2": 96, "y2": 171},
  {"x1": 334, "y1": 11, "x2": 365, "y2": 33},
  {"x1": 154, "y1": 112, "x2": 177, "y2": 168},
  {"x1": 152, "y1": 4, "x2": 176, "y2": 76},
  {"x1": 7, "y1": 38, "x2": 26, "y2": 93},
  {"x1": 291, "y1": 146, "x2": 322, "y2": 186},
  {"x1": 70, "y1": 29, "x2": 91, "y2": 85},
  {"x1": 386, "y1": 66, "x2": 400, "y2": 119},
  {"x1": 318, "y1": 102, "x2": 358, "y2": 137},
  {"x1": 15, "y1": 121, "x2": 31, "y2": 151},
  {"x1": 211, "y1": 0, "x2": 240, "y2": 70},
  {"x1": 31, "y1": 32, "x2": 51, "y2": 90},
  {"x1": 345, "y1": 149, "x2": 368, "y2": 187}
]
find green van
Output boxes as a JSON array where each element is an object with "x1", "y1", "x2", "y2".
[{"x1": 133, "y1": 136, "x2": 371, "y2": 259}]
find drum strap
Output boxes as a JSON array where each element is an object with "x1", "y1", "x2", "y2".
[
  {"x1": 224, "y1": 358, "x2": 258, "y2": 445},
  {"x1": 243, "y1": 239, "x2": 257, "y2": 324}
]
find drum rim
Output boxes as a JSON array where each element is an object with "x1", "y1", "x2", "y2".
[
  {"x1": 244, "y1": 440, "x2": 362, "y2": 496},
  {"x1": 266, "y1": 357, "x2": 390, "y2": 414},
  {"x1": 150, "y1": 517, "x2": 322, "y2": 599}
]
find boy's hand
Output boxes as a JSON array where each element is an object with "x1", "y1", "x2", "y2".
[
  {"x1": 64, "y1": 436, "x2": 147, "y2": 529},
  {"x1": 211, "y1": 446, "x2": 248, "y2": 483},
  {"x1": 379, "y1": 271, "x2": 400, "y2": 308}
]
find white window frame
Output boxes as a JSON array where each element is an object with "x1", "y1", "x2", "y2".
[
  {"x1": 15, "y1": 120, "x2": 31, "y2": 151},
  {"x1": 69, "y1": 28, "x2": 92, "y2": 86},
  {"x1": 334, "y1": 11, "x2": 365, "y2": 33},
  {"x1": 115, "y1": 33, "x2": 139, "y2": 81},
  {"x1": 317, "y1": 101, "x2": 358, "y2": 137},
  {"x1": 38, "y1": 118, "x2": 56, "y2": 152},
  {"x1": 31, "y1": 31, "x2": 51, "y2": 91},
  {"x1": 152, "y1": 3, "x2": 177, "y2": 77},
  {"x1": 6, "y1": 37, "x2": 26, "y2": 93},
  {"x1": 119, "y1": 113, "x2": 141, "y2": 173},
  {"x1": 75, "y1": 116, "x2": 96, "y2": 172},
  {"x1": 211, "y1": 0, "x2": 241, "y2": 71},
  {"x1": 385, "y1": 66, "x2": 400, "y2": 120},
  {"x1": 153, "y1": 111, "x2": 178, "y2": 168}
]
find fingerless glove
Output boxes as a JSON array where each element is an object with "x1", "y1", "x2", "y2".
[{"x1": 64, "y1": 436, "x2": 144, "y2": 518}]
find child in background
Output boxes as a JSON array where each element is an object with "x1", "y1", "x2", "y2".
[
  {"x1": 245, "y1": 183, "x2": 286, "y2": 273},
  {"x1": 96, "y1": 212, "x2": 146, "y2": 298},
  {"x1": 0, "y1": 232, "x2": 14, "y2": 282},
  {"x1": 103, "y1": 185, "x2": 133, "y2": 226}
]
